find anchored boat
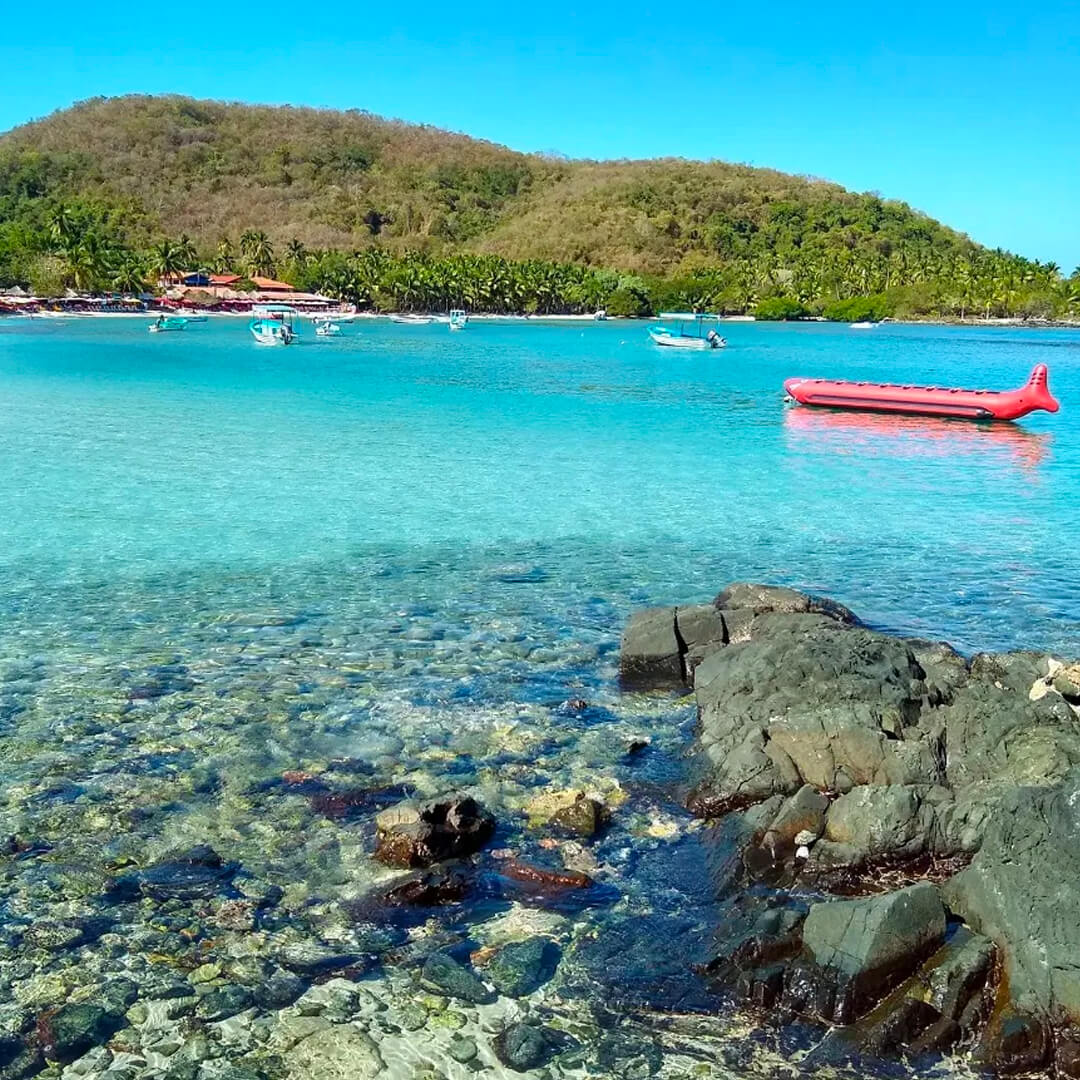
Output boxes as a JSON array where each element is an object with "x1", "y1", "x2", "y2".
[
  {"x1": 449, "y1": 309, "x2": 468, "y2": 331},
  {"x1": 149, "y1": 316, "x2": 187, "y2": 333},
  {"x1": 648, "y1": 313, "x2": 726, "y2": 350},
  {"x1": 784, "y1": 364, "x2": 1059, "y2": 422},
  {"x1": 250, "y1": 304, "x2": 296, "y2": 346}
]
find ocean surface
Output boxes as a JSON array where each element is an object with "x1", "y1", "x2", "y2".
[{"x1": 0, "y1": 314, "x2": 1078, "y2": 1077}]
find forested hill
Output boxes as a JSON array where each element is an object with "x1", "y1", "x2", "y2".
[{"x1": 0, "y1": 94, "x2": 1074, "y2": 319}]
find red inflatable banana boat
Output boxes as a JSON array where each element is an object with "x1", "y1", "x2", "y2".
[{"x1": 784, "y1": 364, "x2": 1059, "y2": 421}]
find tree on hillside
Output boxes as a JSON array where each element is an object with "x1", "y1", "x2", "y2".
[
  {"x1": 214, "y1": 238, "x2": 236, "y2": 273},
  {"x1": 149, "y1": 239, "x2": 187, "y2": 283},
  {"x1": 240, "y1": 230, "x2": 276, "y2": 277}
]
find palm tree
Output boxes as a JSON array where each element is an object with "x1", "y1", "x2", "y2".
[
  {"x1": 112, "y1": 254, "x2": 149, "y2": 295},
  {"x1": 176, "y1": 234, "x2": 198, "y2": 270},
  {"x1": 240, "y1": 231, "x2": 276, "y2": 277},
  {"x1": 285, "y1": 239, "x2": 307, "y2": 265},
  {"x1": 213, "y1": 238, "x2": 236, "y2": 274},
  {"x1": 149, "y1": 239, "x2": 187, "y2": 284},
  {"x1": 49, "y1": 207, "x2": 80, "y2": 252}
]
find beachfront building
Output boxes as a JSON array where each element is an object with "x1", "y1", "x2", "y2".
[{"x1": 164, "y1": 272, "x2": 335, "y2": 311}]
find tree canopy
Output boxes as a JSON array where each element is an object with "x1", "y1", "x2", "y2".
[{"x1": 0, "y1": 94, "x2": 1075, "y2": 319}]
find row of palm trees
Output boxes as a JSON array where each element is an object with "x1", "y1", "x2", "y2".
[{"x1": 30, "y1": 209, "x2": 1080, "y2": 319}]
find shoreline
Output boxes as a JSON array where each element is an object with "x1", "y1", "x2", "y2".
[{"x1": 6, "y1": 308, "x2": 1080, "y2": 329}]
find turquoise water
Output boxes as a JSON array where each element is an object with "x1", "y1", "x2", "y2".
[
  {"x1": 0, "y1": 314, "x2": 1078, "y2": 1076},
  {"x1": 2, "y1": 316, "x2": 1077, "y2": 650}
]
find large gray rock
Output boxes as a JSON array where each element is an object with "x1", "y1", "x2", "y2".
[
  {"x1": 943, "y1": 774, "x2": 1080, "y2": 1031},
  {"x1": 822, "y1": 785, "x2": 935, "y2": 864},
  {"x1": 798, "y1": 883, "x2": 946, "y2": 1021},
  {"x1": 690, "y1": 617, "x2": 934, "y2": 812}
]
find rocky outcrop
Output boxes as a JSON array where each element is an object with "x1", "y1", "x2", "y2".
[
  {"x1": 943, "y1": 773, "x2": 1080, "y2": 1073},
  {"x1": 620, "y1": 582, "x2": 1080, "y2": 1072}
]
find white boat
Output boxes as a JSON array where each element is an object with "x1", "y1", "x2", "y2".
[
  {"x1": 449, "y1": 309, "x2": 468, "y2": 331},
  {"x1": 850, "y1": 321, "x2": 876, "y2": 329},
  {"x1": 648, "y1": 313, "x2": 726, "y2": 350},
  {"x1": 594, "y1": 308, "x2": 608, "y2": 321},
  {"x1": 250, "y1": 304, "x2": 296, "y2": 346},
  {"x1": 390, "y1": 313, "x2": 434, "y2": 325},
  {"x1": 315, "y1": 319, "x2": 341, "y2": 337}
]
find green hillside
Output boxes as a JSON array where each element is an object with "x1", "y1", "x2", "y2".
[{"x1": 0, "y1": 94, "x2": 1074, "y2": 318}]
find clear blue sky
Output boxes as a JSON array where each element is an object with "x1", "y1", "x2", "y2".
[{"x1": 5, "y1": 0, "x2": 1078, "y2": 270}]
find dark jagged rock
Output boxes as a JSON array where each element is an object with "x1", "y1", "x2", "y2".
[
  {"x1": 618, "y1": 607, "x2": 683, "y2": 689},
  {"x1": 820, "y1": 785, "x2": 934, "y2": 865},
  {"x1": 38, "y1": 1003, "x2": 124, "y2": 1064},
  {"x1": 691, "y1": 617, "x2": 935, "y2": 813},
  {"x1": 619, "y1": 584, "x2": 1080, "y2": 1069},
  {"x1": 493, "y1": 1022, "x2": 552, "y2": 1072},
  {"x1": 976, "y1": 997, "x2": 1052, "y2": 1073},
  {"x1": 763, "y1": 784, "x2": 829, "y2": 855},
  {"x1": 420, "y1": 952, "x2": 495, "y2": 1004},
  {"x1": 374, "y1": 797, "x2": 495, "y2": 868}
]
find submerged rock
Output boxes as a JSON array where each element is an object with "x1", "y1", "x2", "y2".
[
  {"x1": 548, "y1": 796, "x2": 607, "y2": 839},
  {"x1": 493, "y1": 1022, "x2": 552, "y2": 1072},
  {"x1": 38, "y1": 1003, "x2": 124, "y2": 1064},
  {"x1": 110, "y1": 844, "x2": 238, "y2": 901},
  {"x1": 280, "y1": 1025, "x2": 384, "y2": 1080},
  {"x1": 486, "y1": 936, "x2": 558, "y2": 998},
  {"x1": 421, "y1": 953, "x2": 495, "y2": 1004}
]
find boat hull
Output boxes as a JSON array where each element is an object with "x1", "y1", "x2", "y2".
[{"x1": 784, "y1": 364, "x2": 1059, "y2": 422}]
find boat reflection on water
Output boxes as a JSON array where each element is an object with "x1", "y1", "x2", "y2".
[{"x1": 783, "y1": 405, "x2": 1050, "y2": 472}]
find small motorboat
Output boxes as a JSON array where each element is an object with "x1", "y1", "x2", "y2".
[
  {"x1": 784, "y1": 364, "x2": 1059, "y2": 422},
  {"x1": 314, "y1": 317, "x2": 341, "y2": 337},
  {"x1": 849, "y1": 321, "x2": 875, "y2": 329},
  {"x1": 449, "y1": 309, "x2": 468, "y2": 331},
  {"x1": 648, "y1": 313, "x2": 726, "y2": 350},
  {"x1": 390, "y1": 313, "x2": 434, "y2": 325},
  {"x1": 149, "y1": 316, "x2": 187, "y2": 333},
  {"x1": 250, "y1": 303, "x2": 296, "y2": 346}
]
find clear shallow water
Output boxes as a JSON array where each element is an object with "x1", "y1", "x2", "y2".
[
  {"x1": 2, "y1": 316, "x2": 1078, "y2": 650},
  {"x1": 0, "y1": 315, "x2": 1078, "y2": 1078}
]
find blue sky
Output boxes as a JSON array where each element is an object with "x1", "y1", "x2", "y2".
[{"x1": 4, "y1": 0, "x2": 1078, "y2": 269}]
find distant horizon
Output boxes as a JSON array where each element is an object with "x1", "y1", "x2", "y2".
[{"x1": 0, "y1": 90, "x2": 1042, "y2": 267}]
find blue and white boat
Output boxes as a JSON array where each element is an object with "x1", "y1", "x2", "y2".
[
  {"x1": 149, "y1": 315, "x2": 188, "y2": 333},
  {"x1": 250, "y1": 304, "x2": 296, "y2": 346},
  {"x1": 449, "y1": 309, "x2": 468, "y2": 331},
  {"x1": 648, "y1": 312, "x2": 726, "y2": 350}
]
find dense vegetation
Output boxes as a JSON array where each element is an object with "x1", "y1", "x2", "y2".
[{"x1": 1, "y1": 94, "x2": 1077, "y2": 319}]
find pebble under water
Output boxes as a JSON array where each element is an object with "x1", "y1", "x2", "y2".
[{"x1": 1, "y1": 315, "x2": 1078, "y2": 1078}]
